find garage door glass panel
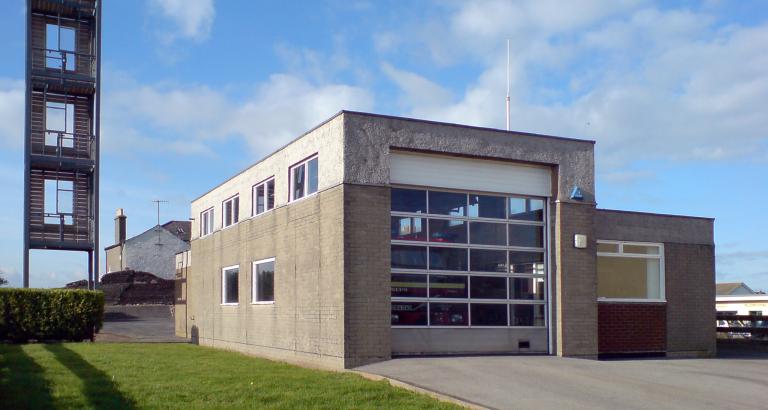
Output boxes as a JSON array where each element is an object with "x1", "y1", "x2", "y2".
[
  {"x1": 509, "y1": 252, "x2": 544, "y2": 274},
  {"x1": 511, "y1": 277, "x2": 545, "y2": 300},
  {"x1": 509, "y1": 225, "x2": 543, "y2": 248},
  {"x1": 392, "y1": 188, "x2": 426, "y2": 213},
  {"x1": 391, "y1": 274, "x2": 427, "y2": 298},
  {"x1": 469, "y1": 222, "x2": 506, "y2": 245},
  {"x1": 471, "y1": 276, "x2": 507, "y2": 299},
  {"x1": 391, "y1": 216, "x2": 426, "y2": 241},
  {"x1": 509, "y1": 198, "x2": 545, "y2": 221},
  {"x1": 429, "y1": 275, "x2": 468, "y2": 298},
  {"x1": 392, "y1": 245, "x2": 427, "y2": 269},
  {"x1": 469, "y1": 194, "x2": 506, "y2": 219},
  {"x1": 471, "y1": 304, "x2": 508, "y2": 326},
  {"x1": 428, "y1": 191, "x2": 467, "y2": 216},
  {"x1": 429, "y1": 247, "x2": 468, "y2": 271},
  {"x1": 428, "y1": 219, "x2": 467, "y2": 243},
  {"x1": 510, "y1": 304, "x2": 545, "y2": 326},
  {"x1": 430, "y1": 303, "x2": 468, "y2": 326},
  {"x1": 470, "y1": 249, "x2": 507, "y2": 272},
  {"x1": 392, "y1": 302, "x2": 427, "y2": 326}
]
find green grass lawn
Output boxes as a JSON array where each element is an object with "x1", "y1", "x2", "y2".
[{"x1": 0, "y1": 343, "x2": 459, "y2": 409}]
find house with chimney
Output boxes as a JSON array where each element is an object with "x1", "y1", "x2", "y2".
[{"x1": 104, "y1": 209, "x2": 191, "y2": 280}]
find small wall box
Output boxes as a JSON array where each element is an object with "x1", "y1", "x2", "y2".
[{"x1": 574, "y1": 234, "x2": 587, "y2": 249}]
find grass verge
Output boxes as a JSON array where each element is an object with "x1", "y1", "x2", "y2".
[{"x1": 0, "y1": 343, "x2": 460, "y2": 409}]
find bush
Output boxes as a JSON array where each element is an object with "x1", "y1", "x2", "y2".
[{"x1": 0, "y1": 288, "x2": 104, "y2": 342}]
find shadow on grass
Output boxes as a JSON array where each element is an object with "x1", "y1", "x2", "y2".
[
  {"x1": 0, "y1": 344, "x2": 56, "y2": 409},
  {"x1": 44, "y1": 344, "x2": 136, "y2": 409}
]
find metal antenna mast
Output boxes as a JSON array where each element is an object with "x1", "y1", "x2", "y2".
[
  {"x1": 153, "y1": 200, "x2": 168, "y2": 226},
  {"x1": 506, "y1": 39, "x2": 511, "y2": 131}
]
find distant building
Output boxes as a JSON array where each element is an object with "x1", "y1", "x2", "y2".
[
  {"x1": 104, "y1": 209, "x2": 190, "y2": 280},
  {"x1": 716, "y1": 282, "x2": 767, "y2": 316},
  {"x1": 716, "y1": 282, "x2": 754, "y2": 296}
]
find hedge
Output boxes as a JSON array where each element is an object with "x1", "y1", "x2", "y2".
[{"x1": 0, "y1": 288, "x2": 104, "y2": 342}]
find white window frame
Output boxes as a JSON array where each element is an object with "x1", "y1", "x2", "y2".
[
  {"x1": 252, "y1": 257, "x2": 276, "y2": 305},
  {"x1": 596, "y1": 240, "x2": 665, "y2": 303},
  {"x1": 221, "y1": 265, "x2": 240, "y2": 306},
  {"x1": 252, "y1": 177, "x2": 275, "y2": 216},
  {"x1": 200, "y1": 207, "x2": 214, "y2": 237},
  {"x1": 289, "y1": 155, "x2": 318, "y2": 202},
  {"x1": 222, "y1": 195, "x2": 239, "y2": 228}
]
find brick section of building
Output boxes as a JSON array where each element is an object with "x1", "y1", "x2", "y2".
[
  {"x1": 598, "y1": 302, "x2": 666, "y2": 354},
  {"x1": 343, "y1": 184, "x2": 391, "y2": 367},
  {"x1": 555, "y1": 201, "x2": 598, "y2": 357}
]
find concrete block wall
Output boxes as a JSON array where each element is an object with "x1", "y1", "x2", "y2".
[
  {"x1": 343, "y1": 184, "x2": 391, "y2": 367},
  {"x1": 187, "y1": 185, "x2": 346, "y2": 369},
  {"x1": 555, "y1": 201, "x2": 598, "y2": 357},
  {"x1": 665, "y1": 243, "x2": 716, "y2": 357}
]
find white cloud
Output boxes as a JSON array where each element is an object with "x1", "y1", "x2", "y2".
[
  {"x1": 225, "y1": 74, "x2": 373, "y2": 153},
  {"x1": 382, "y1": 2, "x2": 768, "y2": 172},
  {"x1": 0, "y1": 79, "x2": 24, "y2": 149},
  {"x1": 381, "y1": 63, "x2": 453, "y2": 116},
  {"x1": 102, "y1": 69, "x2": 373, "y2": 157},
  {"x1": 149, "y1": 0, "x2": 215, "y2": 43}
]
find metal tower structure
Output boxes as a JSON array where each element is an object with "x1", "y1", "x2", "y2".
[{"x1": 23, "y1": 0, "x2": 101, "y2": 289}]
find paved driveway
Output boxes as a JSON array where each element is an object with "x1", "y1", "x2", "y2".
[
  {"x1": 96, "y1": 305, "x2": 186, "y2": 343},
  {"x1": 357, "y1": 354, "x2": 768, "y2": 410}
]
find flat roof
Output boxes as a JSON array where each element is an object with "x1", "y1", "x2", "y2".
[
  {"x1": 193, "y1": 110, "x2": 595, "y2": 202},
  {"x1": 596, "y1": 208, "x2": 715, "y2": 221}
]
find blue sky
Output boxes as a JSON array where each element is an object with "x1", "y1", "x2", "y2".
[{"x1": 0, "y1": 0, "x2": 766, "y2": 290}]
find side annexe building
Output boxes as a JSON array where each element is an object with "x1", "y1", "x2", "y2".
[{"x1": 179, "y1": 111, "x2": 715, "y2": 369}]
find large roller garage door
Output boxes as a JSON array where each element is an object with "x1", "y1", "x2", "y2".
[{"x1": 389, "y1": 152, "x2": 552, "y2": 355}]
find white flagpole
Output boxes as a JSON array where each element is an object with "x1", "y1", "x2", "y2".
[{"x1": 506, "y1": 39, "x2": 511, "y2": 131}]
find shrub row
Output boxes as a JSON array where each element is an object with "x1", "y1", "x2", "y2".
[{"x1": 0, "y1": 288, "x2": 104, "y2": 342}]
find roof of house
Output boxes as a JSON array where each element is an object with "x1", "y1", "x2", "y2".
[
  {"x1": 161, "y1": 221, "x2": 191, "y2": 242},
  {"x1": 716, "y1": 282, "x2": 754, "y2": 296}
]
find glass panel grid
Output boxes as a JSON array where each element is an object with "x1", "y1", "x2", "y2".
[{"x1": 390, "y1": 187, "x2": 548, "y2": 328}]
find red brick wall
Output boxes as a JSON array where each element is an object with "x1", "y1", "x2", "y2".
[{"x1": 598, "y1": 302, "x2": 666, "y2": 354}]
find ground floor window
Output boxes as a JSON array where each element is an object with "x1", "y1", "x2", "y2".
[
  {"x1": 390, "y1": 187, "x2": 548, "y2": 328},
  {"x1": 252, "y1": 258, "x2": 275, "y2": 303},
  {"x1": 597, "y1": 241, "x2": 664, "y2": 301},
  {"x1": 222, "y1": 265, "x2": 239, "y2": 305}
]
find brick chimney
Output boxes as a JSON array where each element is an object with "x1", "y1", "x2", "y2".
[{"x1": 115, "y1": 208, "x2": 127, "y2": 245}]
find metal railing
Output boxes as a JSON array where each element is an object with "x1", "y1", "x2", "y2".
[
  {"x1": 32, "y1": 211, "x2": 93, "y2": 243},
  {"x1": 33, "y1": 47, "x2": 96, "y2": 79},
  {"x1": 717, "y1": 313, "x2": 768, "y2": 340},
  {"x1": 34, "y1": 129, "x2": 94, "y2": 159}
]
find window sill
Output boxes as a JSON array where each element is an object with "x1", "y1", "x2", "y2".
[
  {"x1": 597, "y1": 298, "x2": 666, "y2": 304},
  {"x1": 220, "y1": 303, "x2": 239, "y2": 306},
  {"x1": 251, "y1": 301, "x2": 275, "y2": 305},
  {"x1": 289, "y1": 191, "x2": 318, "y2": 205}
]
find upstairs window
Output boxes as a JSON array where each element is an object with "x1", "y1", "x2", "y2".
[
  {"x1": 290, "y1": 155, "x2": 318, "y2": 201},
  {"x1": 200, "y1": 207, "x2": 214, "y2": 236},
  {"x1": 223, "y1": 195, "x2": 239, "y2": 228},
  {"x1": 597, "y1": 241, "x2": 664, "y2": 301},
  {"x1": 252, "y1": 178, "x2": 275, "y2": 216},
  {"x1": 46, "y1": 24, "x2": 76, "y2": 71}
]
